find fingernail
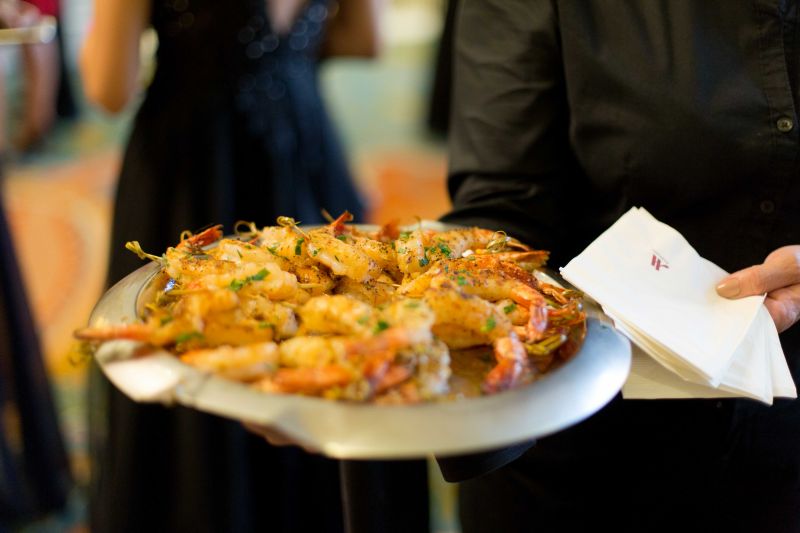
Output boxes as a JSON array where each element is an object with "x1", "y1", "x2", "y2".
[{"x1": 716, "y1": 277, "x2": 741, "y2": 298}]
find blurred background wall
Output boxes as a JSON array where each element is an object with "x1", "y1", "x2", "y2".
[{"x1": 1, "y1": 0, "x2": 454, "y2": 530}]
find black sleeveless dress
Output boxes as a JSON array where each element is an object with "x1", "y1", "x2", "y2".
[{"x1": 90, "y1": 1, "x2": 367, "y2": 531}]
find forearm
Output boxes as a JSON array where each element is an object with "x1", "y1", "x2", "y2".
[{"x1": 80, "y1": 0, "x2": 150, "y2": 113}]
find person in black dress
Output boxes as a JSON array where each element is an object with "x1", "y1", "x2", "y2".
[
  {"x1": 439, "y1": 1, "x2": 800, "y2": 532},
  {"x1": 78, "y1": 1, "x2": 431, "y2": 532}
]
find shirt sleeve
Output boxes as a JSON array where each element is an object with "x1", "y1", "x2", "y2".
[{"x1": 442, "y1": 0, "x2": 591, "y2": 266}]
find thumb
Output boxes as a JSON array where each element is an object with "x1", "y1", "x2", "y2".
[{"x1": 717, "y1": 246, "x2": 800, "y2": 299}]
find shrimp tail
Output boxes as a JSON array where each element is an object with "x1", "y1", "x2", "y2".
[
  {"x1": 273, "y1": 365, "x2": 353, "y2": 393},
  {"x1": 362, "y1": 351, "x2": 414, "y2": 394},
  {"x1": 74, "y1": 323, "x2": 154, "y2": 342},
  {"x1": 525, "y1": 305, "x2": 549, "y2": 341},
  {"x1": 374, "y1": 365, "x2": 413, "y2": 394},
  {"x1": 329, "y1": 211, "x2": 354, "y2": 236},
  {"x1": 483, "y1": 334, "x2": 529, "y2": 394},
  {"x1": 179, "y1": 225, "x2": 223, "y2": 250}
]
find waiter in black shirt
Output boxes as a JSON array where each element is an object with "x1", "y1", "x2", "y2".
[{"x1": 440, "y1": 1, "x2": 800, "y2": 532}]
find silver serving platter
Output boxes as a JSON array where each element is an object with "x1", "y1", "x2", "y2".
[{"x1": 89, "y1": 223, "x2": 631, "y2": 459}]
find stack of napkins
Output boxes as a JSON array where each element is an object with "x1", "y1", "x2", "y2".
[{"x1": 560, "y1": 207, "x2": 796, "y2": 404}]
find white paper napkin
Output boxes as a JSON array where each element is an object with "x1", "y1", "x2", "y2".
[{"x1": 560, "y1": 207, "x2": 796, "y2": 404}]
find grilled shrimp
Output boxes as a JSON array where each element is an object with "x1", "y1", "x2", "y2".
[
  {"x1": 403, "y1": 256, "x2": 550, "y2": 340},
  {"x1": 180, "y1": 342, "x2": 279, "y2": 381},
  {"x1": 422, "y1": 287, "x2": 512, "y2": 349},
  {"x1": 305, "y1": 229, "x2": 383, "y2": 282},
  {"x1": 298, "y1": 294, "x2": 377, "y2": 336},
  {"x1": 334, "y1": 276, "x2": 397, "y2": 307}
]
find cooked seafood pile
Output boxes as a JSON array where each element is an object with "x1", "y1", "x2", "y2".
[{"x1": 76, "y1": 213, "x2": 586, "y2": 403}]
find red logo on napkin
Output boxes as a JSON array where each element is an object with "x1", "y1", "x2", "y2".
[{"x1": 651, "y1": 252, "x2": 669, "y2": 271}]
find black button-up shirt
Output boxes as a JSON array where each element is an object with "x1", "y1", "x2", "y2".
[
  {"x1": 445, "y1": 0, "x2": 799, "y2": 270},
  {"x1": 441, "y1": 1, "x2": 800, "y2": 530}
]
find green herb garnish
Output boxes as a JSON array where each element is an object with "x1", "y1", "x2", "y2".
[
  {"x1": 295, "y1": 238, "x2": 305, "y2": 256},
  {"x1": 374, "y1": 320, "x2": 390, "y2": 334},
  {"x1": 250, "y1": 268, "x2": 269, "y2": 281},
  {"x1": 503, "y1": 303, "x2": 517, "y2": 314},
  {"x1": 229, "y1": 268, "x2": 270, "y2": 291},
  {"x1": 175, "y1": 331, "x2": 204, "y2": 344},
  {"x1": 480, "y1": 316, "x2": 497, "y2": 333}
]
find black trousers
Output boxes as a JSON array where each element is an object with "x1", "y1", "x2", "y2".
[
  {"x1": 341, "y1": 459, "x2": 430, "y2": 533},
  {"x1": 456, "y1": 393, "x2": 800, "y2": 533}
]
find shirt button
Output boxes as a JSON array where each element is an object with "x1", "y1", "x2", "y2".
[
  {"x1": 776, "y1": 116, "x2": 794, "y2": 133},
  {"x1": 760, "y1": 200, "x2": 775, "y2": 214}
]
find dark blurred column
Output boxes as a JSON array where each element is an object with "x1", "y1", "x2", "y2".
[
  {"x1": 427, "y1": 0, "x2": 459, "y2": 137},
  {"x1": 341, "y1": 459, "x2": 430, "y2": 533},
  {"x1": 0, "y1": 171, "x2": 72, "y2": 522}
]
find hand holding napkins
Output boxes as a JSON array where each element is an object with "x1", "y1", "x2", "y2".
[{"x1": 560, "y1": 207, "x2": 796, "y2": 404}]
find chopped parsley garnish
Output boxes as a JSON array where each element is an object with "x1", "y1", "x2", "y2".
[
  {"x1": 480, "y1": 316, "x2": 497, "y2": 333},
  {"x1": 374, "y1": 320, "x2": 390, "y2": 334},
  {"x1": 295, "y1": 238, "x2": 305, "y2": 256},
  {"x1": 258, "y1": 321, "x2": 274, "y2": 329},
  {"x1": 311, "y1": 248, "x2": 320, "y2": 257},
  {"x1": 357, "y1": 315, "x2": 370, "y2": 325},
  {"x1": 175, "y1": 331, "x2": 204, "y2": 344},
  {"x1": 437, "y1": 242, "x2": 452, "y2": 257},
  {"x1": 399, "y1": 231, "x2": 412, "y2": 240},
  {"x1": 229, "y1": 268, "x2": 270, "y2": 291},
  {"x1": 418, "y1": 256, "x2": 430, "y2": 268},
  {"x1": 456, "y1": 275, "x2": 468, "y2": 286},
  {"x1": 267, "y1": 245, "x2": 279, "y2": 256},
  {"x1": 336, "y1": 235, "x2": 348, "y2": 241},
  {"x1": 159, "y1": 316, "x2": 174, "y2": 326},
  {"x1": 503, "y1": 303, "x2": 517, "y2": 314},
  {"x1": 250, "y1": 268, "x2": 269, "y2": 281}
]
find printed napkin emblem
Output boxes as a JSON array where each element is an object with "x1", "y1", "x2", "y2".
[{"x1": 650, "y1": 251, "x2": 669, "y2": 271}]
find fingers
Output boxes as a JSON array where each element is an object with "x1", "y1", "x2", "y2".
[
  {"x1": 716, "y1": 246, "x2": 800, "y2": 332},
  {"x1": 717, "y1": 246, "x2": 800, "y2": 298},
  {"x1": 765, "y1": 284, "x2": 800, "y2": 333}
]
